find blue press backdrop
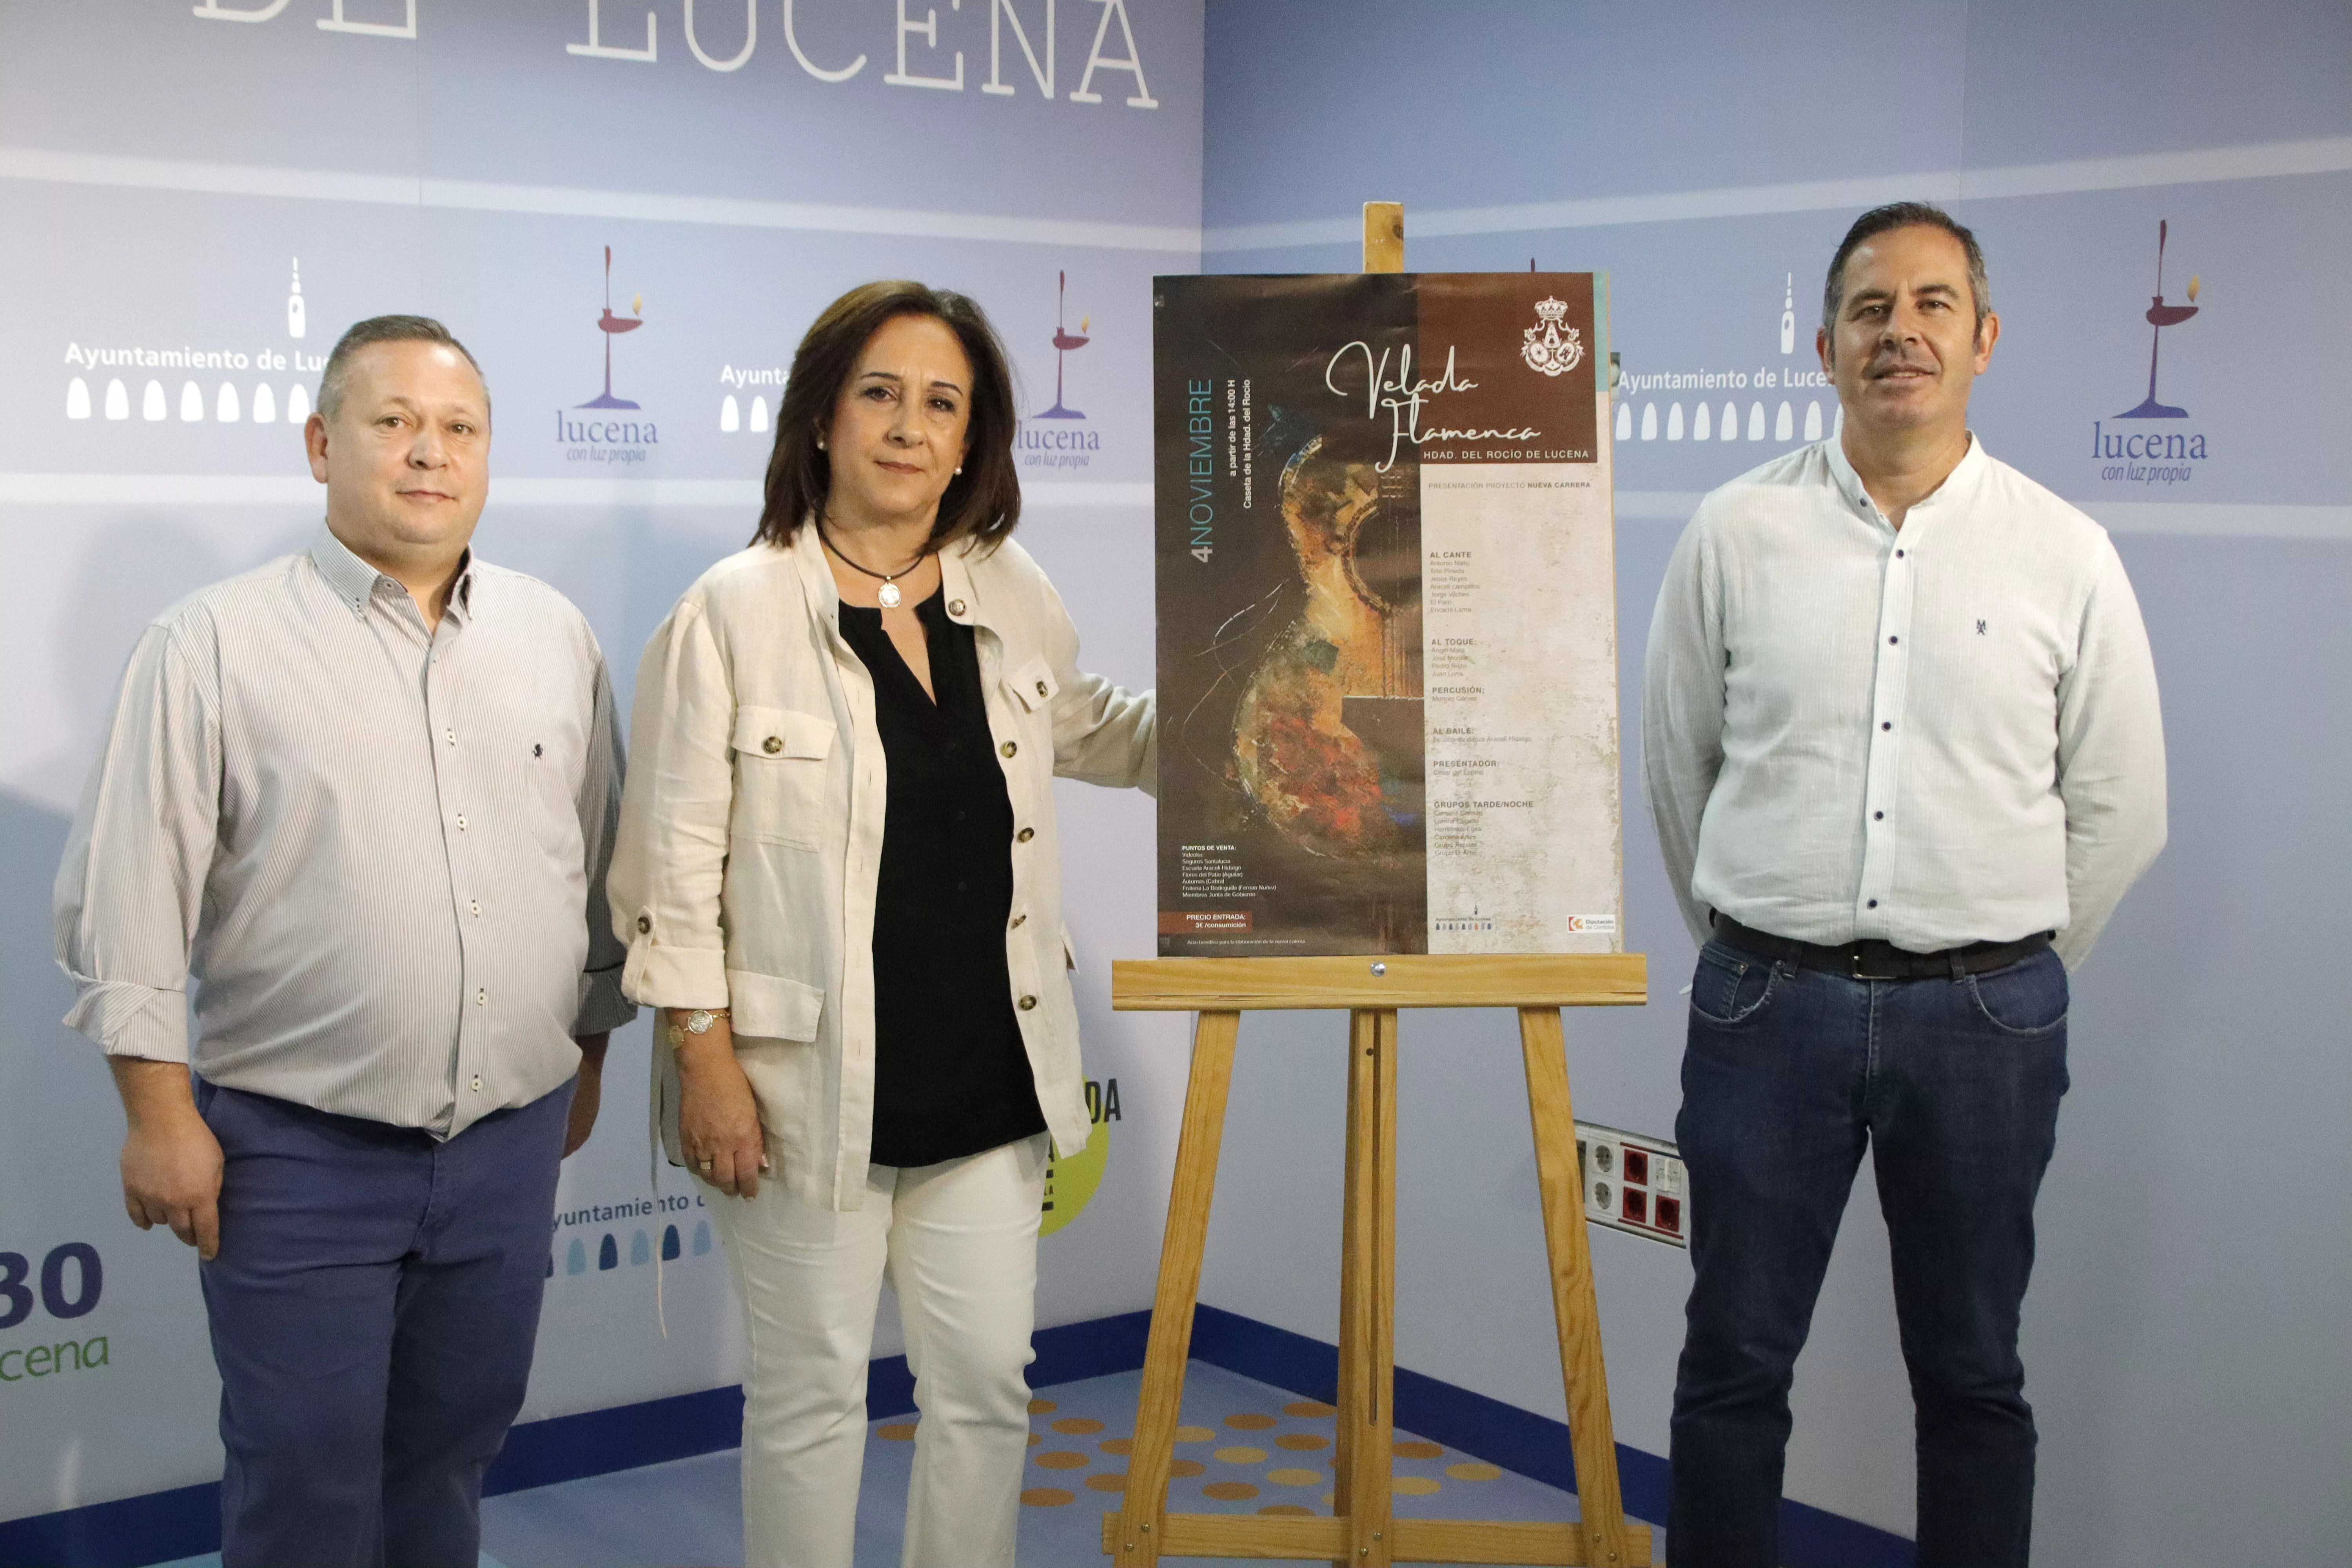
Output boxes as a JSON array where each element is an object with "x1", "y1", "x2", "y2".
[{"x1": 3, "y1": 2, "x2": 2347, "y2": 1563}]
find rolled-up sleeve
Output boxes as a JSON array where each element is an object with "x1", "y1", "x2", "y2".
[
  {"x1": 1642, "y1": 512, "x2": 1730, "y2": 951},
  {"x1": 607, "y1": 599, "x2": 735, "y2": 1008},
  {"x1": 1039, "y1": 573, "x2": 1156, "y2": 796},
  {"x1": 53, "y1": 619, "x2": 223, "y2": 1060},
  {"x1": 2051, "y1": 539, "x2": 2167, "y2": 969},
  {"x1": 572, "y1": 648, "x2": 640, "y2": 1034}
]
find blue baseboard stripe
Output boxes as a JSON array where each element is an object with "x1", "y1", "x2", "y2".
[{"x1": 0, "y1": 1304, "x2": 1912, "y2": 1568}]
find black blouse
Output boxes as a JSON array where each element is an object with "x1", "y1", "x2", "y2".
[{"x1": 837, "y1": 587, "x2": 1047, "y2": 1169}]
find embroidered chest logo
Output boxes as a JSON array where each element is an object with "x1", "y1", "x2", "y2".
[{"x1": 1976, "y1": 620, "x2": 1988, "y2": 635}]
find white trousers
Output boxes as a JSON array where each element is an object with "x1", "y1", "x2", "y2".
[{"x1": 710, "y1": 1133, "x2": 1048, "y2": 1568}]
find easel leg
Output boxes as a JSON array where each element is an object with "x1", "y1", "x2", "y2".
[
  {"x1": 1111, "y1": 1009, "x2": 1241, "y2": 1566},
  {"x1": 1519, "y1": 1006, "x2": 1637, "y2": 1566},
  {"x1": 1333, "y1": 1007, "x2": 1398, "y2": 1567}
]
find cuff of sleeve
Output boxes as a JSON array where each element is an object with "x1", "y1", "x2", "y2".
[
  {"x1": 60, "y1": 975, "x2": 189, "y2": 1063},
  {"x1": 620, "y1": 938, "x2": 730, "y2": 1010},
  {"x1": 573, "y1": 965, "x2": 639, "y2": 1036}
]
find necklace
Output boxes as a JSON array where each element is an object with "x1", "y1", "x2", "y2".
[{"x1": 818, "y1": 523, "x2": 929, "y2": 609}]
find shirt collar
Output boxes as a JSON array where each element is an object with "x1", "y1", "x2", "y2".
[
  {"x1": 1824, "y1": 429, "x2": 1988, "y2": 524},
  {"x1": 309, "y1": 524, "x2": 476, "y2": 622}
]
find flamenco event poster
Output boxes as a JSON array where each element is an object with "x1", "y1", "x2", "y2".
[{"x1": 1153, "y1": 272, "x2": 1624, "y2": 958}]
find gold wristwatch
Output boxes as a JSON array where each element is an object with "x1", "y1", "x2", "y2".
[{"x1": 666, "y1": 1007, "x2": 729, "y2": 1051}]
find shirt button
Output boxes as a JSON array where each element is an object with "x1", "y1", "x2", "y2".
[
  {"x1": 1873, "y1": 811, "x2": 1885, "y2": 821},
  {"x1": 1016, "y1": 827, "x2": 1034, "y2": 843},
  {"x1": 956, "y1": 880, "x2": 968, "y2": 892},
  {"x1": 456, "y1": 813, "x2": 468, "y2": 829},
  {"x1": 954, "y1": 808, "x2": 966, "y2": 822},
  {"x1": 1009, "y1": 913, "x2": 1027, "y2": 929},
  {"x1": 948, "y1": 599, "x2": 966, "y2": 615},
  {"x1": 476, "y1": 987, "x2": 487, "y2": 1005},
  {"x1": 637, "y1": 915, "x2": 653, "y2": 933},
  {"x1": 1895, "y1": 549, "x2": 1906, "y2": 559},
  {"x1": 763, "y1": 735, "x2": 783, "y2": 755},
  {"x1": 445, "y1": 728, "x2": 457, "y2": 745},
  {"x1": 1867, "y1": 899, "x2": 1880, "y2": 909},
  {"x1": 1000, "y1": 741, "x2": 1017, "y2": 758},
  {"x1": 470, "y1": 1074, "x2": 483, "y2": 1092},
  {"x1": 470, "y1": 900, "x2": 483, "y2": 915},
  {"x1": 1880, "y1": 721, "x2": 1892, "y2": 731},
  {"x1": 1887, "y1": 636, "x2": 1898, "y2": 645},
  {"x1": 1035, "y1": 681, "x2": 1048, "y2": 698},
  {"x1": 1017, "y1": 995, "x2": 1037, "y2": 1011}
]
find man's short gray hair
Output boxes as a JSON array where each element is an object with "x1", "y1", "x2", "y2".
[
  {"x1": 1822, "y1": 202, "x2": 1991, "y2": 342},
  {"x1": 316, "y1": 315, "x2": 487, "y2": 422}
]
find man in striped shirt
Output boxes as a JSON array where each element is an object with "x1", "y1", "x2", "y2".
[
  {"x1": 54, "y1": 316, "x2": 635, "y2": 1568},
  {"x1": 1643, "y1": 206, "x2": 2165, "y2": 1565}
]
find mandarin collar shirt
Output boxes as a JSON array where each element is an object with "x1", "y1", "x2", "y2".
[
  {"x1": 54, "y1": 525, "x2": 635, "y2": 1138},
  {"x1": 1641, "y1": 435, "x2": 2167, "y2": 968}
]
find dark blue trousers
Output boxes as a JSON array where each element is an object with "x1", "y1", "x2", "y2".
[
  {"x1": 195, "y1": 1077, "x2": 574, "y2": 1568},
  {"x1": 1666, "y1": 940, "x2": 2070, "y2": 1568}
]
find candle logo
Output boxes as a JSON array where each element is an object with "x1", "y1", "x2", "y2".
[
  {"x1": 578, "y1": 244, "x2": 645, "y2": 410},
  {"x1": 2114, "y1": 219, "x2": 2200, "y2": 420},
  {"x1": 1033, "y1": 269, "x2": 1090, "y2": 420},
  {"x1": 555, "y1": 246, "x2": 661, "y2": 463},
  {"x1": 2091, "y1": 220, "x2": 2208, "y2": 486},
  {"x1": 1016, "y1": 268, "x2": 1103, "y2": 473}
]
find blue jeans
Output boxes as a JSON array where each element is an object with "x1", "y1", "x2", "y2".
[
  {"x1": 1666, "y1": 939, "x2": 2070, "y2": 1568},
  {"x1": 195, "y1": 1077, "x2": 574, "y2": 1568}
]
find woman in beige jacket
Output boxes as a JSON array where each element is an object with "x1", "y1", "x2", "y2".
[{"x1": 608, "y1": 281, "x2": 1154, "y2": 1567}]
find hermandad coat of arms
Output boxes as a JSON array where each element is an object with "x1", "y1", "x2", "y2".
[{"x1": 1520, "y1": 296, "x2": 1584, "y2": 377}]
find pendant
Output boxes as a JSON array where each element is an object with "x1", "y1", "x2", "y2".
[{"x1": 877, "y1": 581, "x2": 902, "y2": 610}]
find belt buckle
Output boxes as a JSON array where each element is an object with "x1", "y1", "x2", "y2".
[{"x1": 1850, "y1": 947, "x2": 1904, "y2": 982}]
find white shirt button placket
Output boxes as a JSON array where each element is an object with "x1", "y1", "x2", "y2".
[{"x1": 1855, "y1": 525, "x2": 1913, "y2": 938}]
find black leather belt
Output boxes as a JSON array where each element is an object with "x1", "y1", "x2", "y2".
[{"x1": 1713, "y1": 915, "x2": 2051, "y2": 982}]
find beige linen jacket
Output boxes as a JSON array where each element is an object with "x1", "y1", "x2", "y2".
[{"x1": 608, "y1": 523, "x2": 1154, "y2": 1210}]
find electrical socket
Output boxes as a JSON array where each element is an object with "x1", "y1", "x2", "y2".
[{"x1": 1574, "y1": 1121, "x2": 1689, "y2": 1249}]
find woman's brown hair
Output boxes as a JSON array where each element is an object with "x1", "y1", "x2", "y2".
[{"x1": 752, "y1": 281, "x2": 1022, "y2": 551}]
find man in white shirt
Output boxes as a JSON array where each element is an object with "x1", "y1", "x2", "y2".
[
  {"x1": 1642, "y1": 204, "x2": 2165, "y2": 1566},
  {"x1": 54, "y1": 316, "x2": 633, "y2": 1567}
]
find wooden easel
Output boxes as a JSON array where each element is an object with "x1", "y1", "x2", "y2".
[{"x1": 1103, "y1": 205, "x2": 1653, "y2": 1568}]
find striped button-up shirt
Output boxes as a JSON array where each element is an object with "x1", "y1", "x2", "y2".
[
  {"x1": 1642, "y1": 435, "x2": 2167, "y2": 969},
  {"x1": 54, "y1": 525, "x2": 635, "y2": 1138}
]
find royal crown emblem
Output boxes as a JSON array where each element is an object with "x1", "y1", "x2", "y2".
[{"x1": 1521, "y1": 295, "x2": 1584, "y2": 377}]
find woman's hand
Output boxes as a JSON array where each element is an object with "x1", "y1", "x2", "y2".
[{"x1": 666, "y1": 1009, "x2": 770, "y2": 1198}]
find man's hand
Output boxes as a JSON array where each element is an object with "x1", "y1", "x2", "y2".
[
  {"x1": 107, "y1": 1058, "x2": 224, "y2": 1261},
  {"x1": 563, "y1": 1031, "x2": 610, "y2": 1158},
  {"x1": 665, "y1": 1009, "x2": 768, "y2": 1199}
]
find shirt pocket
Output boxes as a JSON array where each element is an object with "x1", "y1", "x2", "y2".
[
  {"x1": 528, "y1": 745, "x2": 581, "y2": 862},
  {"x1": 1005, "y1": 655, "x2": 1061, "y2": 717},
  {"x1": 731, "y1": 706, "x2": 836, "y2": 849},
  {"x1": 727, "y1": 967, "x2": 824, "y2": 1044}
]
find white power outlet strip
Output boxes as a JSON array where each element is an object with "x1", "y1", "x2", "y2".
[{"x1": 1573, "y1": 1122, "x2": 1689, "y2": 1249}]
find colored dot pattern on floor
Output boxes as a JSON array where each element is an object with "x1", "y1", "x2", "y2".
[{"x1": 991, "y1": 1362, "x2": 1630, "y2": 1568}]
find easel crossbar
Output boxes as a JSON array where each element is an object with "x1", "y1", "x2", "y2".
[
  {"x1": 1110, "y1": 954, "x2": 1646, "y2": 1011},
  {"x1": 1097, "y1": 1510, "x2": 1655, "y2": 1564}
]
